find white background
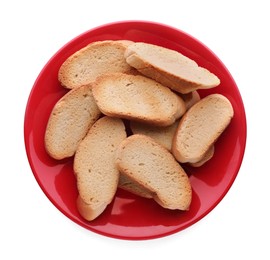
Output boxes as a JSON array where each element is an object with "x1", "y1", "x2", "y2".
[{"x1": 1, "y1": 0, "x2": 269, "y2": 259}]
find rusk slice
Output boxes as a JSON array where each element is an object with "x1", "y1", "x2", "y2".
[
  {"x1": 172, "y1": 94, "x2": 234, "y2": 163},
  {"x1": 92, "y1": 73, "x2": 186, "y2": 126},
  {"x1": 74, "y1": 116, "x2": 126, "y2": 221},
  {"x1": 58, "y1": 40, "x2": 134, "y2": 89},
  {"x1": 130, "y1": 120, "x2": 179, "y2": 151},
  {"x1": 45, "y1": 84, "x2": 101, "y2": 160},
  {"x1": 125, "y1": 42, "x2": 220, "y2": 94},
  {"x1": 116, "y1": 134, "x2": 192, "y2": 210},
  {"x1": 131, "y1": 118, "x2": 214, "y2": 166}
]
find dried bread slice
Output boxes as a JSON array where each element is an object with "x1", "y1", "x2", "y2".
[
  {"x1": 92, "y1": 73, "x2": 186, "y2": 126},
  {"x1": 131, "y1": 120, "x2": 214, "y2": 167},
  {"x1": 116, "y1": 134, "x2": 192, "y2": 210},
  {"x1": 125, "y1": 42, "x2": 220, "y2": 94},
  {"x1": 129, "y1": 91, "x2": 199, "y2": 152},
  {"x1": 172, "y1": 94, "x2": 234, "y2": 163},
  {"x1": 74, "y1": 116, "x2": 126, "y2": 221},
  {"x1": 118, "y1": 174, "x2": 153, "y2": 199},
  {"x1": 44, "y1": 84, "x2": 101, "y2": 160},
  {"x1": 58, "y1": 40, "x2": 135, "y2": 89},
  {"x1": 130, "y1": 120, "x2": 179, "y2": 151}
]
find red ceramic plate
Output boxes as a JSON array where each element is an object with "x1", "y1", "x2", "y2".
[{"x1": 24, "y1": 21, "x2": 246, "y2": 240}]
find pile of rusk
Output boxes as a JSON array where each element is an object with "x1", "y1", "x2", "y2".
[{"x1": 45, "y1": 40, "x2": 234, "y2": 221}]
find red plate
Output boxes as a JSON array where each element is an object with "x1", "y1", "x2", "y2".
[{"x1": 24, "y1": 21, "x2": 246, "y2": 240}]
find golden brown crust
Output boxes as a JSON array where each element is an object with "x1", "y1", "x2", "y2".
[
  {"x1": 116, "y1": 134, "x2": 192, "y2": 210},
  {"x1": 44, "y1": 84, "x2": 101, "y2": 160},
  {"x1": 172, "y1": 94, "x2": 234, "y2": 163},
  {"x1": 92, "y1": 73, "x2": 186, "y2": 127},
  {"x1": 125, "y1": 42, "x2": 220, "y2": 94},
  {"x1": 74, "y1": 116, "x2": 126, "y2": 221},
  {"x1": 58, "y1": 40, "x2": 135, "y2": 89}
]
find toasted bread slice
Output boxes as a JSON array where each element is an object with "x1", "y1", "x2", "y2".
[
  {"x1": 130, "y1": 120, "x2": 214, "y2": 166},
  {"x1": 130, "y1": 120, "x2": 179, "y2": 151},
  {"x1": 118, "y1": 174, "x2": 153, "y2": 199},
  {"x1": 172, "y1": 94, "x2": 234, "y2": 163},
  {"x1": 58, "y1": 40, "x2": 135, "y2": 89},
  {"x1": 116, "y1": 134, "x2": 192, "y2": 210},
  {"x1": 74, "y1": 116, "x2": 126, "y2": 221},
  {"x1": 92, "y1": 73, "x2": 186, "y2": 126},
  {"x1": 125, "y1": 42, "x2": 220, "y2": 94},
  {"x1": 44, "y1": 84, "x2": 101, "y2": 160}
]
